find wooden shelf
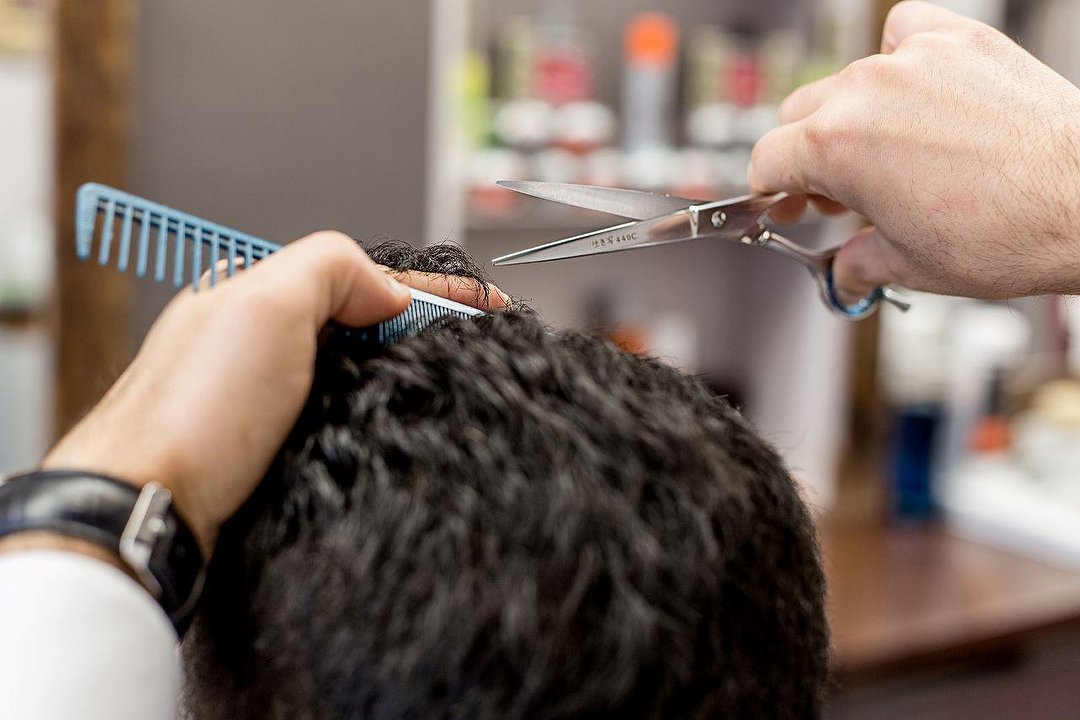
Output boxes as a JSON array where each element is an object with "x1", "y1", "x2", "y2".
[{"x1": 824, "y1": 520, "x2": 1080, "y2": 684}]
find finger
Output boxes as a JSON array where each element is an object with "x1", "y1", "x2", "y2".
[
  {"x1": 380, "y1": 266, "x2": 513, "y2": 311},
  {"x1": 777, "y1": 75, "x2": 836, "y2": 125},
  {"x1": 881, "y1": 1, "x2": 963, "y2": 53},
  {"x1": 810, "y1": 196, "x2": 848, "y2": 216},
  {"x1": 238, "y1": 231, "x2": 412, "y2": 328},
  {"x1": 198, "y1": 257, "x2": 247, "y2": 290},
  {"x1": 767, "y1": 194, "x2": 851, "y2": 225},
  {"x1": 747, "y1": 121, "x2": 816, "y2": 196},
  {"x1": 832, "y1": 226, "x2": 910, "y2": 304},
  {"x1": 766, "y1": 195, "x2": 808, "y2": 225}
]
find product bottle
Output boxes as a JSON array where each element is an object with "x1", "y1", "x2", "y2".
[{"x1": 622, "y1": 13, "x2": 679, "y2": 152}]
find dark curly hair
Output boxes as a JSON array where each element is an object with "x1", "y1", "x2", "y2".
[{"x1": 181, "y1": 242, "x2": 828, "y2": 719}]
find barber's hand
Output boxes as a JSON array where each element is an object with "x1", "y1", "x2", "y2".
[
  {"x1": 748, "y1": 0, "x2": 1080, "y2": 302},
  {"x1": 43, "y1": 232, "x2": 510, "y2": 557}
]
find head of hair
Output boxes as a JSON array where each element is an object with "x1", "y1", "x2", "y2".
[{"x1": 182, "y1": 241, "x2": 828, "y2": 720}]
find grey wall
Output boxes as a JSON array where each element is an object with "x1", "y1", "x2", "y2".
[{"x1": 133, "y1": 0, "x2": 433, "y2": 334}]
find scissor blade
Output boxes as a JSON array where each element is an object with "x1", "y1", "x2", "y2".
[
  {"x1": 497, "y1": 180, "x2": 703, "y2": 220},
  {"x1": 492, "y1": 212, "x2": 699, "y2": 266}
]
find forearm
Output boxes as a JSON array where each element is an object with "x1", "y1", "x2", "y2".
[{"x1": 1053, "y1": 120, "x2": 1080, "y2": 252}]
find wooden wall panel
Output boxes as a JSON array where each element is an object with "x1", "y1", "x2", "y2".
[
  {"x1": 832, "y1": 0, "x2": 901, "y2": 523},
  {"x1": 54, "y1": 0, "x2": 136, "y2": 434}
]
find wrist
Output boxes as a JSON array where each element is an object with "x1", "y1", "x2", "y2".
[{"x1": 42, "y1": 443, "x2": 216, "y2": 558}]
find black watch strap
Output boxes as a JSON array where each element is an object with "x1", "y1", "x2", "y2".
[{"x1": 0, "y1": 469, "x2": 205, "y2": 636}]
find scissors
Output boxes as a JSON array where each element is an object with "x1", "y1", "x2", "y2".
[{"x1": 490, "y1": 181, "x2": 911, "y2": 320}]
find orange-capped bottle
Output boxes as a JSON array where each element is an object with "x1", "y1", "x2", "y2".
[{"x1": 623, "y1": 13, "x2": 680, "y2": 152}]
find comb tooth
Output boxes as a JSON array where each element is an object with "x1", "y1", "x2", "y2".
[
  {"x1": 97, "y1": 198, "x2": 116, "y2": 265},
  {"x1": 365, "y1": 295, "x2": 487, "y2": 347},
  {"x1": 209, "y1": 231, "x2": 220, "y2": 287},
  {"x1": 135, "y1": 209, "x2": 151, "y2": 277},
  {"x1": 117, "y1": 203, "x2": 134, "y2": 272},
  {"x1": 74, "y1": 184, "x2": 287, "y2": 291},
  {"x1": 384, "y1": 311, "x2": 399, "y2": 344},
  {"x1": 75, "y1": 186, "x2": 99, "y2": 258},
  {"x1": 155, "y1": 216, "x2": 169, "y2": 282},
  {"x1": 173, "y1": 219, "x2": 186, "y2": 287},
  {"x1": 190, "y1": 224, "x2": 203, "y2": 288},
  {"x1": 226, "y1": 234, "x2": 236, "y2": 278}
]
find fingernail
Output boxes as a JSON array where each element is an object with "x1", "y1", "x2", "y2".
[
  {"x1": 386, "y1": 274, "x2": 409, "y2": 296},
  {"x1": 491, "y1": 286, "x2": 513, "y2": 309}
]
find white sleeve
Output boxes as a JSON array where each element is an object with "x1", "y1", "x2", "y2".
[{"x1": 0, "y1": 550, "x2": 180, "y2": 720}]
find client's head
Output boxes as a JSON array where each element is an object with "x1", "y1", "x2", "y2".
[{"x1": 182, "y1": 241, "x2": 828, "y2": 719}]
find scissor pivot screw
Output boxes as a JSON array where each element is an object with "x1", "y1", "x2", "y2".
[{"x1": 711, "y1": 211, "x2": 727, "y2": 229}]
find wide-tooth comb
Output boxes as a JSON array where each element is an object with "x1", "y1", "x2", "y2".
[{"x1": 75, "y1": 182, "x2": 484, "y2": 345}]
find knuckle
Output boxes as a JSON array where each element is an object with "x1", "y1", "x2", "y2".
[
  {"x1": 802, "y1": 115, "x2": 843, "y2": 156},
  {"x1": 305, "y1": 230, "x2": 359, "y2": 255},
  {"x1": 801, "y1": 110, "x2": 858, "y2": 179},
  {"x1": 897, "y1": 30, "x2": 949, "y2": 55},
  {"x1": 840, "y1": 55, "x2": 896, "y2": 87},
  {"x1": 778, "y1": 83, "x2": 813, "y2": 122},
  {"x1": 748, "y1": 136, "x2": 768, "y2": 167},
  {"x1": 885, "y1": 0, "x2": 928, "y2": 24},
  {"x1": 307, "y1": 230, "x2": 366, "y2": 268},
  {"x1": 777, "y1": 94, "x2": 798, "y2": 123}
]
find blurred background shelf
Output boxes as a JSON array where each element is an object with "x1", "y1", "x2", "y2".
[
  {"x1": 826, "y1": 521, "x2": 1080, "y2": 719},
  {"x1": 826, "y1": 522, "x2": 1080, "y2": 683}
]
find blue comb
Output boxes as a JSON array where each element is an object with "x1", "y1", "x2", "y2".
[{"x1": 75, "y1": 182, "x2": 485, "y2": 346}]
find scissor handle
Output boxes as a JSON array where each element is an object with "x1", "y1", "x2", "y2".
[
  {"x1": 757, "y1": 230, "x2": 911, "y2": 320},
  {"x1": 823, "y1": 264, "x2": 884, "y2": 319}
]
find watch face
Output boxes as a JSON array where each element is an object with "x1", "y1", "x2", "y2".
[{"x1": 120, "y1": 481, "x2": 177, "y2": 599}]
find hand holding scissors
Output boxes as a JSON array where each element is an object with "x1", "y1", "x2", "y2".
[{"x1": 492, "y1": 181, "x2": 910, "y2": 320}]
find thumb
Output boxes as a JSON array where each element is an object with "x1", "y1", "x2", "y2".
[
  {"x1": 832, "y1": 226, "x2": 909, "y2": 304},
  {"x1": 881, "y1": 1, "x2": 964, "y2": 53},
  {"x1": 236, "y1": 231, "x2": 412, "y2": 329}
]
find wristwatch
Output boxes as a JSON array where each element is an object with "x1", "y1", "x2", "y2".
[{"x1": 0, "y1": 469, "x2": 206, "y2": 636}]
